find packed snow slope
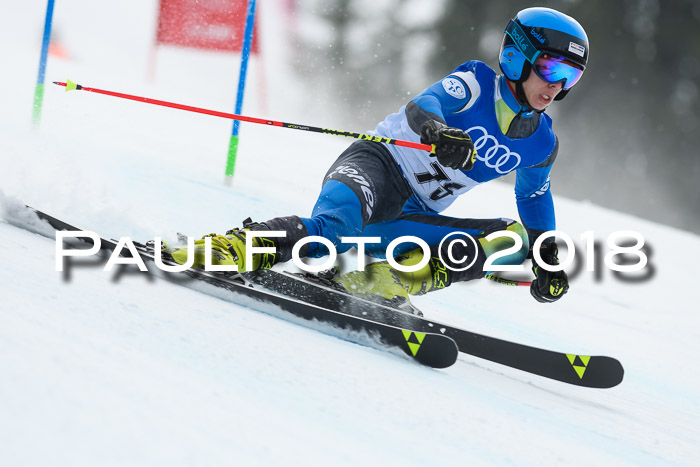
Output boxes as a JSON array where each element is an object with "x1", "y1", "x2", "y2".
[{"x1": 1, "y1": 1, "x2": 699, "y2": 466}]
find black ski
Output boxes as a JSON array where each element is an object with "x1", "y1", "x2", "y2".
[
  {"x1": 22, "y1": 207, "x2": 459, "y2": 369},
  {"x1": 21, "y1": 207, "x2": 624, "y2": 386},
  {"x1": 244, "y1": 271, "x2": 625, "y2": 389}
]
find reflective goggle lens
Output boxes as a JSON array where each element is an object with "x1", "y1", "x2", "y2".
[{"x1": 533, "y1": 54, "x2": 584, "y2": 90}]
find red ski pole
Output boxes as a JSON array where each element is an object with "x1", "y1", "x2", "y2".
[
  {"x1": 53, "y1": 80, "x2": 435, "y2": 153},
  {"x1": 484, "y1": 273, "x2": 532, "y2": 287}
]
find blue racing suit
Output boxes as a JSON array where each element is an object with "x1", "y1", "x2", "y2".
[{"x1": 271, "y1": 61, "x2": 559, "y2": 282}]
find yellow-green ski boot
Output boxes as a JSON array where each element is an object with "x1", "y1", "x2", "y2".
[
  {"x1": 165, "y1": 220, "x2": 278, "y2": 272},
  {"x1": 331, "y1": 248, "x2": 451, "y2": 315}
]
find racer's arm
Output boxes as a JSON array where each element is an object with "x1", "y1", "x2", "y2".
[
  {"x1": 405, "y1": 71, "x2": 481, "y2": 133},
  {"x1": 515, "y1": 139, "x2": 569, "y2": 303},
  {"x1": 514, "y1": 137, "x2": 559, "y2": 244},
  {"x1": 407, "y1": 72, "x2": 481, "y2": 170}
]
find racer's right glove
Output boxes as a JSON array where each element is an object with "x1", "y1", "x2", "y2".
[{"x1": 420, "y1": 119, "x2": 476, "y2": 170}]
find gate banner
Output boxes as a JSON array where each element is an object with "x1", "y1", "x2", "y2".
[{"x1": 156, "y1": 0, "x2": 259, "y2": 53}]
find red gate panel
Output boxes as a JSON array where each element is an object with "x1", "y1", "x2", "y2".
[{"x1": 156, "y1": 0, "x2": 259, "y2": 53}]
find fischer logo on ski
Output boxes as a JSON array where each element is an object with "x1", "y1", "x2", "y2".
[
  {"x1": 567, "y1": 354, "x2": 591, "y2": 379},
  {"x1": 402, "y1": 330, "x2": 426, "y2": 356}
]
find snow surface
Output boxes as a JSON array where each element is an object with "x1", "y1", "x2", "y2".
[{"x1": 1, "y1": 1, "x2": 699, "y2": 466}]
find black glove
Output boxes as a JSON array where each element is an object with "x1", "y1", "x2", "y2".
[
  {"x1": 530, "y1": 241, "x2": 569, "y2": 303},
  {"x1": 420, "y1": 119, "x2": 476, "y2": 170}
]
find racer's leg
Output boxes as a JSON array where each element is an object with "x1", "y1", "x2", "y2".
[{"x1": 333, "y1": 214, "x2": 528, "y2": 296}]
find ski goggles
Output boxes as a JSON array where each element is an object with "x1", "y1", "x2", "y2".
[{"x1": 532, "y1": 54, "x2": 584, "y2": 90}]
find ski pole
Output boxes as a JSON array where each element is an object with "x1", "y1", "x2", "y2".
[
  {"x1": 53, "y1": 80, "x2": 435, "y2": 153},
  {"x1": 484, "y1": 273, "x2": 532, "y2": 287}
]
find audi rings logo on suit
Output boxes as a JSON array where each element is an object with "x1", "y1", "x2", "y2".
[{"x1": 466, "y1": 126, "x2": 522, "y2": 174}]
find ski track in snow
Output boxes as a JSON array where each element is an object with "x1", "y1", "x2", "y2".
[{"x1": 1, "y1": 1, "x2": 699, "y2": 466}]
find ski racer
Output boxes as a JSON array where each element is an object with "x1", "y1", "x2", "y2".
[{"x1": 167, "y1": 7, "x2": 589, "y2": 305}]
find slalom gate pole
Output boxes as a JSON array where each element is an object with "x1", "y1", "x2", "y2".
[
  {"x1": 53, "y1": 80, "x2": 435, "y2": 152},
  {"x1": 32, "y1": 0, "x2": 56, "y2": 125},
  {"x1": 484, "y1": 273, "x2": 532, "y2": 287},
  {"x1": 226, "y1": 0, "x2": 258, "y2": 181}
]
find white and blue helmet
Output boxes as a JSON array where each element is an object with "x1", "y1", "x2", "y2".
[{"x1": 499, "y1": 7, "x2": 589, "y2": 101}]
